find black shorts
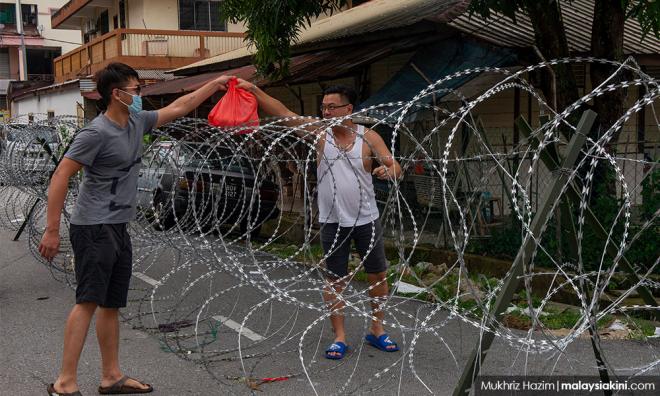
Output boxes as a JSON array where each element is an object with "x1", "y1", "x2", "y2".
[
  {"x1": 70, "y1": 223, "x2": 132, "y2": 308},
  {"x1": 320, "y1": 220, "x2": 388, "y2": 278}
]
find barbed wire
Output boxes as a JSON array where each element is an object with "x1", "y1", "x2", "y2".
[{"x1": 1, "y1": 57, "x2": 658, "y2": 394}]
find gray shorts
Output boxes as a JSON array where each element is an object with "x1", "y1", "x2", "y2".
[{"x1": 320, "y1": 220, "x2": 387, "y2": 278}]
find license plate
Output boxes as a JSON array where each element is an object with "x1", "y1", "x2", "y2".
[{"x1": 214, "y1": 182, "x2": 239, "y2": 198}]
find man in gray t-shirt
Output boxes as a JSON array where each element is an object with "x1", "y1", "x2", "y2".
[
  {"x1": 38, "y1": 63, "x2": 233, "y2": 396},
  {"x1": 65, "y1": 109, "x2": 158, "y2": 225}
]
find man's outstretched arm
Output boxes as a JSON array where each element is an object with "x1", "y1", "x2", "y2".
[
  {"x1": 236, "y1": 79, "x2": 323, "y2": 138},
  {"x1": 236, "y1": 79, "x2": 298, "y2": 119}
]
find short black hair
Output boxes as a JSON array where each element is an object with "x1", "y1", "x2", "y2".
[
  {"x1": 95, "y1": 62, "x2": 139, "y2": 110},
  {"x1": 323, "y1": 85, "x2": 358, "y2": 106}
]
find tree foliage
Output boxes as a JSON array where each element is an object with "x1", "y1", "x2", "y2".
[
  {"x1": 468, "y1": 0, "x2": 658, "y2": 139},
  {"x1": 223, "y1": 1, "x2": 658, "y2": 82},
  {"x1": 468, "y1": 0, "x2": 659, "y2": 39},
  {"x1": 466, "y1": 0, "x2": 532, "y2": 22},
  {"x1": 221, "y1": 0, "x2": 347, "y2": 80},
  {"x1": 626, "y1": 0, "x2": 660, "y2": 38}
]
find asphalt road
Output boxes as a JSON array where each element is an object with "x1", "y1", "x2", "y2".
[{"x1": 2, "y1": 226, "x2": 660, "y2": 396}]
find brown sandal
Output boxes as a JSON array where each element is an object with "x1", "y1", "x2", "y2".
[
  {"x1": 98, "y1": 376, "x2": 153, "y2": 394},
  {"x1": 46, "y1": 383, "x2": 82, "y2": 396}
]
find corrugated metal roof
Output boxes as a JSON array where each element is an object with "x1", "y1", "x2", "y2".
[
  {"x1": 449, "y1": 0, "x2": 659, "y2": 55},
  {"x1": 11, "y1": 79, "x2": 80, "y2": 102},
  {"x1": 141, "y1": 66, "x2": 256, "y2": 97},
  {"x1": 282, "y1": 37, "x2": 421, "y2": 85},
  {"x1": 79, "y1": 78, "x2": 96, "y2": 92},
  {"x1": 0, "y1": 80, "x2": 10, "y2": 96},
  {"x1": 144, "y1": 36, "x2": 421, "y2": 97},
  {"x1": 136, "y1": 69, "x2": 177, "y2": 81},
  {"x1": 299, "y1": 0, "x2": 467, "y2": 43},
  {"x1": 171, "y1": 0, "x2": 468, "y2": 74}
]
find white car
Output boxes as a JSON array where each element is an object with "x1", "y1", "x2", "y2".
[{"x1": 136, "y1": 140, "x2": 280, "y2": 235}]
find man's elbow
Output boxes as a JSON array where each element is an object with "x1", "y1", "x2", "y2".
[
  {"x1": 51, "y1": 167, "x2": 71, "y2": 183},
  {"x1": 283, "y1": 110, "x2": 299, "y2": 118},
  {"x1": 391, "y1": 162, "x2": 403, "y2": 179},
  {"x1": 168, "y1": 104, "x2": 187, "y2": 120},
  {"x1": 47, "y1": 171, "x2": 68, "y2": 193}
]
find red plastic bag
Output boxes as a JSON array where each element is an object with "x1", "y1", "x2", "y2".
[{"x1": 207, "y1": 77, "x2": 259, "y2": 133}]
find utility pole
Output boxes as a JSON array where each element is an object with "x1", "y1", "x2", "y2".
[{"x1": 15, "y1": 0, "x2": 28, "y2": 80}]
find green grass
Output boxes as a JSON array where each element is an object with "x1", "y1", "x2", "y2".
[
  {"x1": 503, "y1": 307, "x2": 615, "y2": 331},
  {"x1": 353, "y1": 271, "x2": 368, "y2": 282},
  {"x1": 432, "y1": 283, "x2": 454, "y2": 301},
  {"x1": 457, "y1": 299, "x2": 484, "y2": 317},
  {"x1": 260, "y1": 243, "x2": 657, "y2": 335},
  {"x1": 541, "y1": 309, "x2": 582, "y2": 329},
  {"x1": 262, "y1": 243, "x2": 325, "y2": 262},
  {"x1": 624, "y1": 317, "x2": 656, "y2": 339}
]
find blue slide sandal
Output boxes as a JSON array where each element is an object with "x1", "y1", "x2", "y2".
[
  {"x1": 325, "y1": 341, "x2": 348, "y2": 359},
  {"x1": 365, "y1": 333, "x2": 399, "y2": 352}
]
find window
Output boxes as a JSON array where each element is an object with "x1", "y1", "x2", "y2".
[
  {"x1": 0, "y1": 3, "x2": 37, "y2": 25},
  {"x1": 179, "y1": 0, "x2": 226, "y2": 31},
  {"x1": 0, "y1": 4, "x2": 15, "y2": 25},
  {"x1": 26, "y1": 48, "x2": 60, "y2": 75},
  {"x1": 99, "y1": 10, "x2": 109, "y2": 35},
  {"x1": 118, "y1": 0, "x2": 126, "y2": 28}
]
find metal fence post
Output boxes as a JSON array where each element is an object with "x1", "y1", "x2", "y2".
[{"x1": 452, "y1": 110, "x2": 595, "y2": 396}]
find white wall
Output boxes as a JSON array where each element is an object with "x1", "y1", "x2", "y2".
[
  {"x1": 126, "y1": 0, "x2": 145, "y2": 30},
  {"x1": 51, "y1": 0, "x2": 245, "y2": 39},
  {"x1": 141, "y1": 0, "x2": 178, "y2": 30},
  {"x1": 129, "y1": 0, "x2": 244, "y2": 32},
  {"x1": 12, "y1": 84, "x2": 83, "y2": 117}
]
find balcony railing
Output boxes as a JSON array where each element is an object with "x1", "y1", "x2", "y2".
[{"x1": 53, "y1": 28, "x2": 246, "y2": 83}]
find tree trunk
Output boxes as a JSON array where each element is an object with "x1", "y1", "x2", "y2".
[
  {"x1": 526, "y1": 0, "x2": 580, "y2": 134},
  {"x1": 590, "y1": 0, "x2": 626, "y2": 149},
  {"x1": 590, "y1": 1, "x2": 626, "y2": 196}
]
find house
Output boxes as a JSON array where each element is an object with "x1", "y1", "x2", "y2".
[
  {"x1": 0, "y1": 0, "x2": 81, "y2": 120},
  {"x1": 10, "y1": 0, "x2": 252, "y2": 118},
  {"x1": 7, "y1": 0, "x2": 384, "y2": 119}
]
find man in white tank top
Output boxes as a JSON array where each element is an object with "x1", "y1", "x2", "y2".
[{"x1": 238, "y1": 80, "x2": 402, "y2": 359}]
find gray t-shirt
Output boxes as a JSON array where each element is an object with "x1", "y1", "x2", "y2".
[{"x1": 65, "y1": 111, "x2": 158, "y2": 225}]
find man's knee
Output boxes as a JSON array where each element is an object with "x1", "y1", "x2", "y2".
[
  {"x1": 97, "y1": 306, "x2": 120, "y2": 317},
  {"x1": 74, "y1": 301, "x2": 98, "y2": 312}
]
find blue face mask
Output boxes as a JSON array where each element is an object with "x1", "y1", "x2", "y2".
[{"x1": 119, "y1": 89, "x2": 143, "y2": 113}]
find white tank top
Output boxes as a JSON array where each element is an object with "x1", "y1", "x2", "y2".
[{"x1": 317, "y1": 125, "x2": 380, "y2": 226}]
